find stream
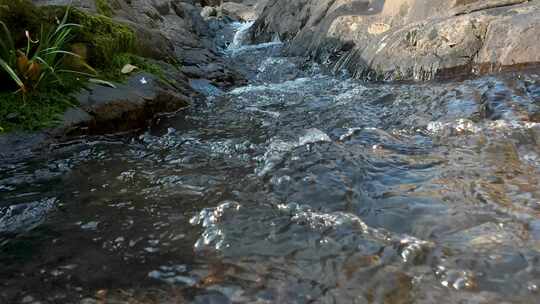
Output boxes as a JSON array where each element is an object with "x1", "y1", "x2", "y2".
[{"x1": 1, "y1": 22, "x2": 540, "y2": 303}]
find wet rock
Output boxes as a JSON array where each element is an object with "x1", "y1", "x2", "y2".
[
  {"x1": 0, "y1": 198, "x2": 57, "y2": 235},
  {"x1": 251, "y1": 0, "x2": 540, "y2": 80},
  {"x1": 182, "y1": 61, "x2": 245, "y2": 87},
  {"x1": 0, "y1": 132, "x2": 49, "y2": 161},
  {"x1": 189, "y1": 79, "x2": 224, "y2": 96},
  {"x1": 441, "y1": 221, "x2": 527, "y2": 265},
  {"x1": 61, "y1": 73, "x2": 190, "y2": 135}
]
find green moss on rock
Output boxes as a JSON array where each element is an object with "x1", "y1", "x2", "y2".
[
  {"x1": 100, "y1": 52, "x2": 164, "y2": 82},
  {"x1": 0, "y1": 0, "x2": 43, "y2": 42},
  {"x1": 1, "y1": 1, "x2": 136, "y2": 69},
  {"x1": 0, "y1": 77, "x2": 83, "y2": 132},
  {"x1": 95, "y1": 0, "x2": 113, "y2": 17},
  {"x1": 68, "y1": 9, "x2": 136, "y2": 68}
]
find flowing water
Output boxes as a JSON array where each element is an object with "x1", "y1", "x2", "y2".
[{"x1": 2, "y1": 23, "x2": 540, "y2": 304}]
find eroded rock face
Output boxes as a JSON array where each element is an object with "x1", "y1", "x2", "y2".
[
  {"x1": 251, "y1": 0, "x2": 540, "y2": 80},
  {"x1": 477, "y1": 4, "x2": 540, "y2": 72}
]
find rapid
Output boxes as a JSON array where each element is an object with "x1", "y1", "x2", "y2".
[{"x1": 1, "y1": 22, "x2": 540, "y2": 303}]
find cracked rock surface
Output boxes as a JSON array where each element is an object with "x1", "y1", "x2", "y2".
[{"x1": 251, "y1": 0, "x2": 540, "y2": 80}]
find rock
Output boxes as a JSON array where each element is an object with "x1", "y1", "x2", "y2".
[
  {"x1": 68, "y1": 72, "x2": 191, "y2": 135},
  {"x1": 125, "y1": 21, "x2": 176, "y2": 61},
  {"x1": 360, "y1": 14, "x2": 491, "y2": 81},
  {"x1": 251, "y1": 0, "x2": 540, "y2": 80},
  {"x1": 151, "y1": 0, "x2": 170, "y2": 15},
  {"x1": 0, "y1": 132, "x2": 48, "y2": 162},
  {"x1": 476, "y1": 6, "x2": 540, "y2": 72},
  {"x1": 32, "y1": 0, "x2": 96, "y2": 12},
  {"x1": 0, "y1": 198, "x2": 57, "y2": 234},
  {"x1": 201, "y1": 6, "x2": 218, "y2": 18},
  {"x1": 219, "y1": 2, "x2": 256, "y2": 21},
  {"x1": 189, "y1": 78, "x2": 224, "y2": 96},
  {"x1": 61, "y1": 107, "x2": 93, "y2": 133}
]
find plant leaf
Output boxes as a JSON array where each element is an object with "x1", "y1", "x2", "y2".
[
  {"x1": 89, "y1": 78, "x2": 117, "y2": 88},
  {"x1": 0, "y1": 57, "x2": 24, "y2": 89}
]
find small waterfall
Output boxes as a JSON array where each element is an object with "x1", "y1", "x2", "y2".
[{"x1": 228, "y1": 21, "x2": 255, "y2": 50}]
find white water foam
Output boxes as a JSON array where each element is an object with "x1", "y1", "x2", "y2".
[{"x1": 228, "y1": 21, "x2": 255, "y2": 50}]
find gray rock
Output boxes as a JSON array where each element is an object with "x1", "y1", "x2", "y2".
[
  {"x1": 201, "y1": 6, "x2": 218, "y2": 18},
  {"x1": 62, "y1": 107, "x2": 93, "y2": 133},
  {"x1": 0, "y1": 198, "x2": 57, "y2": 235},
  {"x1": 189, "y1": 78, "x2": 224, "y2": 96},
  {"x1": 0, "y1": 132, "x2": 49, "y2": 162},
  {"x1": 32, "y1": 0, "x2": 96, "y2": 12},
  {"x1": 219, "y1": 2, "x2": 256, "y2": 21},
  {"x1": 70, "y1": 72, "x2": 191, "y2": 134},
  {"x1": 251, "y1": 0, "x2": 540, "y2": 80},
  {"x1": 476, "y1": 5, "x2": 540, "y2": 72}
]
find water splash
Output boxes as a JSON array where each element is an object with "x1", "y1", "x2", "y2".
[{"x1": 228, "y1": 21, "x2": 255, "y2": 50}]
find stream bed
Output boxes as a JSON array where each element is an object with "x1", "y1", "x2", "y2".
[{"x1": 1, "y1": 24, "x2": 540, "y2": 303}]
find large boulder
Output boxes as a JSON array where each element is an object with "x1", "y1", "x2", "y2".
[
  {"x1": 61, "y1": 72, "x2": 191, "y2": 135},
  {"x1": 219, "y1": 2, "x2": 257, "y2": 21},
  {"x1": 251, "y1": 0, "x2": 540, "y2": 80},
  {"x1": 476, "y1": 4, "x2": 540, "y2": 73}
]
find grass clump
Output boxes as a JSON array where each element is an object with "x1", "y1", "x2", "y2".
[
  {"x1": 0, "y1": 7, "x2": 89, "y2": 96},
  {"x1": 0, "y1": 3, "x2": 90, "y2": 132}
]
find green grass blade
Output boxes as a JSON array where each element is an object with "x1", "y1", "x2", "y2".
[
  {"x1": 0, "y1": 21, "x2": 16, "y2": 65},
  {"x1": 57, "y1": 69, "x2": 96, "y2": 77},
  {"x1": 0, "y1": 57, "x2": 24, "y2": 89}
]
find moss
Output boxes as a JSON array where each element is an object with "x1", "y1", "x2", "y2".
[
  {"x1": 99, "y1": 52, "x2": 164, "y2": 82},
  {"x1": 0, "y1": 0, "x2": 44, "y2": 45},
  {"x1": 0, "y1": 1, "x2": 86, "y2": 132},
  {"x1": 0, "y1": 92, "x2": 74, "y2": 132},
  {"x1": 95, "y1": 0, "x2": 113, "y2": 17},
  {"x1": 0, "y1": 0, "x2": 39, "y2": 22},
  {"x1": 67, "y1": 9, "x2": 136, "y2": 68},
  {"x1": 0, "y1": 1, "x2": 169, "y2": 132},
  {"x1": 1, "y1": 1, "x2": 136, "y2": 69},
  {"x1": 0, "y1": 73, "x2": 85, "y2": 132}
]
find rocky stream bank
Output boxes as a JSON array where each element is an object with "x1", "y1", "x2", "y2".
[
  {"x1": 3, "y1": 0, "x2": 540, "y2": 160},
  {"x1": 1, "y1": 0, "x2": 257, "y2": 160},
  {"x1": 1, "y1": 1, "x2": 540, "y2": 303},
  {"x1": 252, "y1": 0, "x2": 540, "y2": 81}
]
